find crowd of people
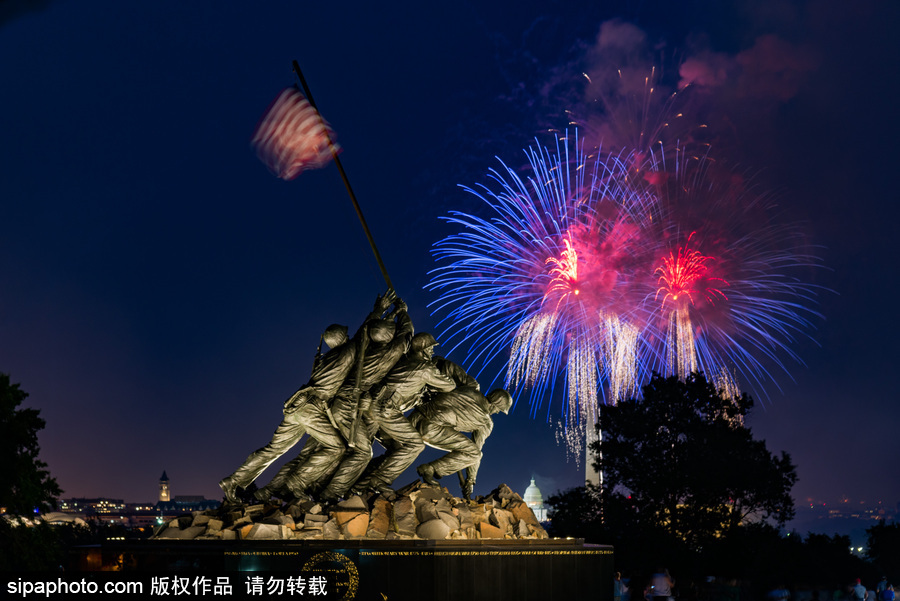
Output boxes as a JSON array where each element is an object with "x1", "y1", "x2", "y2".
[
  {"x1": 850, "y1": 577, "x2": 895, "y2": 601},
  {"x1": 614, "y1": 568, "x2": 675, "y2": 601}
]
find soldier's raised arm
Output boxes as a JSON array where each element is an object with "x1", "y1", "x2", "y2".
[
  {"x1": 365, "y1": 289, "x2": 396, "y2": 324},
  {"x1": 392, "y1": 302, "x2": 413, "y2": 343}
]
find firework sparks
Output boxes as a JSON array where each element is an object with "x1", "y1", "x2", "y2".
[
  {"x1": 603, "y1": 314, "x2": 639, "y2": 403},
  {"x1": 428, "y1": 133, "x2": 823, "y2": 457},
  {"x1": 654, "y1": 233, "x2": 728, "y2": 377},
  {"x1": 428, "y1": 133, "x2": 658, "y2": 454},
  {"x1": 509, "y1": 313, "x2": 558, "y2": 392},
  {"x1": 642, "y1": 146, "x2": 824, "y2": 393},
  {"x1": 655, "y1": 233, "x2": 728, "y2": 308},
  {"x1": 545, "y1": 234, "x2": 580, "y2": 306}
]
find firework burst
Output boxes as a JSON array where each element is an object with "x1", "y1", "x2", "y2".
[
  {"x1": 641, "y1": 146, "x2": 824, "y2": 395},
  {"x1": 428, "y1": 135, "x2": 660, "y2": 458},
  {"x1": 654, "y1": 232, "x2": 729, "y2": 377},
  {"x1": 428, "y1": 134, "x2": 823, "y2": 457}
]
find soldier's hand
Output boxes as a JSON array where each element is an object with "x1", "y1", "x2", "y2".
[
  {"x1": 395, "y1": 299, "x2": 408, "y2": 313},
  {"x1": 374, "y1": 292, "x2": 393, "y2": 314}
]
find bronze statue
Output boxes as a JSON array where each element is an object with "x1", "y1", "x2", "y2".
[
  {"x1": 306, "y1": 297, "x2": 413, "y2": 501},
  {"x1": 433, "y1": 355, "x2": 480, "y2": 391},
  {"x1": 218, "y1": 292, "x2": 395, "y2": 503},
  {"x1": 410, "y1": 387, "x2": 512, "y2": 499},
  {"x1": 353, "y1": 332, "x2": 457, "y2": 497},
  {"x1": 220, "y1": 292, "x2": 512, "y2": 506}
]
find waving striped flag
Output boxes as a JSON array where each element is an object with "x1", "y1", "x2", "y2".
[{"x1": 251, "y1": 86, "x2": 340, "y2": 180}]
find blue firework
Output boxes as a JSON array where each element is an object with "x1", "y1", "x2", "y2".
[
  {"x1": 427, "y1": 135, "x2": 824, "y2": 455},
  {"x1": 426, "y1": 134, "x2": 659, "y2": 438}
]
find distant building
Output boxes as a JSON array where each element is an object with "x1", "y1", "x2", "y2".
[
  {"x1": 156, "y1": 497, "x2": 220, "y2": 513},
  {"x1": 56, "y1": 498, "x2": 156, "y2": 528},
  {"x1": 524, "y1": 477, "x2": 548, "y2": 522},
  {"x1": 59, "y1": 498, "x2": 125, "y2": 515},
  {"x1": 48, "y1": 471, "x2": 219, "y2": 531},
  {"x1": 159, "y1": 471, "x2": 171, "y2": 502},
  {"x1": 155, "y1": 470, "x2": 219, "y2": 516},
  {"x1": 40, "y1": 512, "x2": 88, "y2": 527}
]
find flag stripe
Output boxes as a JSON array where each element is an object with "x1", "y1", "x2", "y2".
[{"x1": 251, "y1": 87, "x2": 340, "y2": 180}]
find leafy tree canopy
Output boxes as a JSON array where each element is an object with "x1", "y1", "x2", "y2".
[
  {"x1": 0, "y1": 373, "x2": 61, "y2": 515},
  {"x1": 548, "y1": 373, "x2": 801, "y2": 584},
  {"x1": 595, "y1": 373, "x2": 797, "y2": 548},
  {"x1": 866, "y1": 521, "x2": 900, "y2": 584},
  {"x1": 551, "y1": 374, "x2": 795, "y2": 549}
]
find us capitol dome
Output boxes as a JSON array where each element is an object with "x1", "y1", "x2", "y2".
[{"x1": 523, "y1": 477, "x2": 548, "y2": 522}]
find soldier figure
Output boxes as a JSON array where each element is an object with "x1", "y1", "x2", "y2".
[
  {"x1": 217, "y1": 292, "x2": 394, "y2": 504},
  {"x1": 411, "y1": 387, "x2": 513, "y2": 499},
  {"x1": 313, "y1": 297, "x2": 413, "y2": 501},
  {"x1": 354, "y1": 333, "x2": 457, "y2": 497}
]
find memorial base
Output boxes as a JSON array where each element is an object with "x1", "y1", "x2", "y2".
[{"x1": 71, "y1": 538, "x2": 613, "y2": 601}]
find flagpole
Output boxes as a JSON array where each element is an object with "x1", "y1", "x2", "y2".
[{"x1": 291, "y1": 60, "x2": 394, "y2": 291}]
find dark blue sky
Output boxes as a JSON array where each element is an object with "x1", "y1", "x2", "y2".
[{"x1": 1, "y1": 0, "x2": 897, "y2": 517}]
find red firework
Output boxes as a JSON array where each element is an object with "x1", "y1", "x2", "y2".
[
  {"x1": 655, "y1": 233, "x2": 728, "y2": 308},
  {"x1": 545, "y1": 235, "x2": 580, "y2": 306}
]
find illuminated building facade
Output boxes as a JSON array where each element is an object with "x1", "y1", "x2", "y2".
[
  {"x1": 524, "y1": 477, "x2": 549, "y2": 522},
  {"x1": 159, "y1": 470, "x2": 171, "y2": 502}
]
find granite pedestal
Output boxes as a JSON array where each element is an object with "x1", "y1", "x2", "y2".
[{"x1": 71, "y1": 538, "x2": 613, "y2": 601}]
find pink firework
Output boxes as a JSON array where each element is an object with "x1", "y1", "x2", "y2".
[{"x1": 655, "y1": 233, "x2": 728, "y2": 309}]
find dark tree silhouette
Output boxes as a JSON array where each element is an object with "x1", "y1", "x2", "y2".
[
  {"x1": 547, "y1": 375, "x2": 878, "y2": 593},
  {"x1": 544, "y1": 482, "x2": 604, "y2": 542},
  {"x1": 548, "y1": 373, "x2": 796, "y2": 556},
  {"x1": 0, "y1": 373, "x2": 61, "y2": 515},
  {"x1": 866, "y1": 521, "x2": 900, "y2": 584},
  {"x1": 594, "y1": 373, "x2": 797, "y2": 548}
]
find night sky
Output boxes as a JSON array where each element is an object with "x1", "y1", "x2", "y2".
[{"x1": 1, "y1": 0, "x2": 897, "y2": 518}]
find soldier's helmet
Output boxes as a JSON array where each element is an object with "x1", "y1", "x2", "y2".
[
  {"x1": 368, "y1": 319, "x2": 396, "y2": 343},
  {"x1": 322, "y1": 324, "x2": 349, "y2": 348},
  {"x1": 410, "y1": 332, "x2": 439, "y2": 353},
  {"x1": 487, "y1": 389, "x2": 513, "y2": 414}
]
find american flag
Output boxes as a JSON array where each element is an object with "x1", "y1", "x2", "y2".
[{"x1": 251, "y1": 86, "x2": 340, "y2": 180}]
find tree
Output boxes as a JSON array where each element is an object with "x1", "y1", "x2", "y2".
[
  {"x1": 866, "y1": 521, "x2": 900, "y2": 584},
  {"x1": 0, "y1": 373, "x2": 61, "y2": 514},
  {"x1": 594, "y1": 373, "x2": 797, "y2": 550},
  {"x1": 545, "y1": 483, "x2": 604, "y2": 542}
]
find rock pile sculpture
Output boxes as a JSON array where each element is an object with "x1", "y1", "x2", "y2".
[{"x1": 154, "y1": 483, "x2": 548, "y2": 541}]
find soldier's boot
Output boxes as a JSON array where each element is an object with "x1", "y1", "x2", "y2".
[
  {"x1": 416, "y1": 464, "x2": 439, "y2": 486},
  {"x1": 369, "y1": 478, "x2": 397, "y2": 501},
  {"x1": 218, "y1": 477, "x2": 240, "y2": 505},
  {"x1": 253, "y1": 485, "x2": 273, "y2": 503},
  {"x1": 349, "y1": 476, "x2": 371, "y2": 497}
]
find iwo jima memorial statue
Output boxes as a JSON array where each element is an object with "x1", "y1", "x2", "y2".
[{"x1": 144, "y1": 63, "x2": 613, "y2": 600}]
